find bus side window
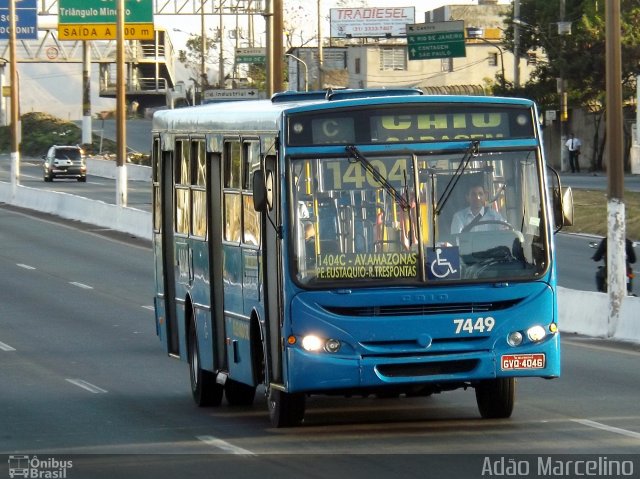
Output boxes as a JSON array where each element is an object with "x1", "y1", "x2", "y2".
[
  {"x1": 223, "y1": 141, "x2": 242, "y2": 243},
  {"x1": 175, "y1": 139, "x2": 190, "y2": 235},
  {"x1": 242, "y1": 141, "x2": 261, "y2": 246},
  {"x1": 191, "y1": 140, "x2": 207, "y2": 238}
]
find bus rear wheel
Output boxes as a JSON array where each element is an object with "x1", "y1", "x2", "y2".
[
  {"x1": 188, "y1": 322, "x2": 223, "y2": 407},
  {"x1": 268, "y1": 388, "x2": 305, "y2": 428},
  {"x1": 225, "y1": 379, "x2": 256, "y2": 406},
  {"x1": 475, "y1": 377, "x2": 515, "y2": 419}
]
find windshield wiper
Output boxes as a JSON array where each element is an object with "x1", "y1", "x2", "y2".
[
  {"x1": 345, "y1": 145, "x2": 410, "y2": 211},
  {"x1": 434, "y1": 140, "x2": 480, "y2": 217}
]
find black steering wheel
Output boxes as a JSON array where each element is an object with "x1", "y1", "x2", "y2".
[{"x1": 461, "y1": 219, "x2": 514, "y2": 233}]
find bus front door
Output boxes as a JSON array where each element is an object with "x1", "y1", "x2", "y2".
[{"x1": 161, "y1": 151, "x2": 180, "y2": 356}]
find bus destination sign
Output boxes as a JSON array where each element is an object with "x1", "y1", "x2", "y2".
[{"x1": 287, "y1": 105, "x2": 534, "y2": 146}]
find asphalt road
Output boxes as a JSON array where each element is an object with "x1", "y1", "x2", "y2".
[
  {"x1": 560, "y1": 171, "x2": 640, "y2": 192},
  {"x1": 0, "y1": 157, "x2": 151, "y2": 212},
  {"x1": 1, "y1": 207, "x2": 640, "y2": 469}
]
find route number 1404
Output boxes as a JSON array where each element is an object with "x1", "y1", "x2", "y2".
[{"x1": 453, "y1": 317, "x2": 495, "y2": 334}]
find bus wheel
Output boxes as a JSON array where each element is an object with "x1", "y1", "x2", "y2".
[
  {"x1": 475, "y1": 377, "x2": 515, "y2": 419},
  {"x1": 188, "y1": 323, "x2": 223, "y2": 407},
  {"x1": 268, "y1": 388, "x2": 305, "y2": 428},
  {"x1": 225, "y1": 379, "x2": 256, "y2": 406}
]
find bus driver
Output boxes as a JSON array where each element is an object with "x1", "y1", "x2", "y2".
[{"x1": 450, "y1": 183, "x2": 506, "y2": 234}]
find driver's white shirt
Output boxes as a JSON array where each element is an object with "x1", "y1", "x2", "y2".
[{"x1": 450, "y1": 206, "x2": 505, "y2": 234}]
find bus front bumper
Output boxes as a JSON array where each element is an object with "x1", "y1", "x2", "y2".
[{"x1": 285, "y1": 333, "x2": 560, "y2": 393}]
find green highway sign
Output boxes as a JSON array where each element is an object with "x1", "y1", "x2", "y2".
[
  {"x1": 59, "y1": 0, "x2": 153, "y2": 24},
  {"x1": 235, "y1": 47, "x2": 266, "y2": 64},
  {"x1": 58, "y1": 0, "x2": 154, "y2": 40},
  {"x1": 406, "y1": 20, "x2": 466, "y2": 60}
]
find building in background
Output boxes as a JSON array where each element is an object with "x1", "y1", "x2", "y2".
[{"x1": 287, "y1": 1, "x2": 541, "y2": 95}]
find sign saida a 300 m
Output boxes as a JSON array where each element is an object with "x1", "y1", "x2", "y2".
[{"x1": 57, "y1": 0, "x2": 154, "y2": 40}]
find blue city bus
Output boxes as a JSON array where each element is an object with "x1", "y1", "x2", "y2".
[{"x1": 151, "y1": 88, "x2": 573, "y2": 427}]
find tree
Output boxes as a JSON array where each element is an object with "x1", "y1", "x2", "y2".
[
  {"x1": 177, "y1": 33, "x2": 219, "y2": 90},
  {"x1": 501, "y1": 0, "x2": 640, "y2": 170}
]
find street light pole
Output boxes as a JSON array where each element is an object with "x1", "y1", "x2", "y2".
[
  {"x1": 285, "y1": 53, "x2": 308, "y2": 92},
  {"x1": 466, "y1": 28, "x2": 505, "y2": 91},
  {"x1": 476, "y1": 37, "x2": 505, "y2": 91}
]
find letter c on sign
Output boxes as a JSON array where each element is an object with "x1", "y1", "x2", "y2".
[{"x1": 322, "y1": 120, "x2": 339, "y2": 138}]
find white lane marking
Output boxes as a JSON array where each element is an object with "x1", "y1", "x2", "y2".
[
  {"x1": 65, "y1": 378, "x2": 108, "y2": 394},
  {"x1": 196, "y1": 435, "x2": 256, "y2": 455},
  {"x1": 142, "y1": 305, "x2": 155, "y2": 311},
  {"x1": 0, "y1": 341, "x2": 16, "y2": 351},
  {"x1": 16, "y1": 263, "x2": 36, "y2": 270},
  {"x1": 69, "y1": 281, "x2": 93, "y2": 290},
  {"x1": 563, "y1": 338, "x2": 640, "y2": 357},
  {"x1": 572, "y1": 419, "x2": 640, "y2": 440}
]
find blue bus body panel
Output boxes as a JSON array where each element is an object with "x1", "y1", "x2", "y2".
[{"x1": 283, "y1": 281, "x2": 559, "y2": 392}]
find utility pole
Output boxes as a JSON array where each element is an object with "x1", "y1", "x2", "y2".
[
  {"x1": 512, "y1": 0, "x2": 520, "y2": 88},
  {"x1": 317, "y1": 0, "x2": 324, "y2": 89},
  {"x1": 201, "y1": 0, "x2": 207, "y2": 101},
  {"x1": 605, "y1": 0, "x2": 626, "y2": 337},
  {"x1": 559, "y1": 0, "x2": 568, "y2": 172},
  {"x1": 82, "y1": 42, "x2": 92, "y2": 145},
  {"x1": 265, "y1": 0, "x2": 284, "y2": 95},
  {"x1": 219, "y1": 6, "x2": 224, "y2": 88},
  {"x1": 116, "y1": 0, "x2": 128, "y2": 207},
  {"x1": 9, "y1": 0, "x2": 20, "y2": 190}
]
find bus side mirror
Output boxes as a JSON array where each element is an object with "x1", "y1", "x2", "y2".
[
  {"x1": 560, "y1": 186, "x2": 574, "y2": 227},
  {"x1": 547, "y1": 166, "x2": 574, "y2": 232},
  {"x1": 252, "y1": 169, "x2": 273, "y2": 212}
]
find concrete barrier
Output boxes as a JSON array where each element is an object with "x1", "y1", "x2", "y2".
[
  {"x1": 558, "y1": 286, "x2": 640, "y2": 343},
  {"x1": 1, "y1": 178, "x2": 638, "y2": 344},
  {"x1": 0, "y1": 181, "x2": 151, "y2": 240},
  {"x1": 86, "y1": 157, "x2": 151, "y2": 182}
]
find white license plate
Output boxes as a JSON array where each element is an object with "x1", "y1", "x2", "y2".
[{"x1": 501, "y1": 353, "x2": 545, "y2": 370}]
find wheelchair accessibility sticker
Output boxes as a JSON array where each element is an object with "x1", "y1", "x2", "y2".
[{"x1": 426, "y1": 246, "x2": 461, "y2": 280}]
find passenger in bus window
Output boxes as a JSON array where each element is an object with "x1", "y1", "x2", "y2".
[
  {"x1": 450, "y1": 183, "x2": 507, "y2": 234},
  {"x1": 298, "y1": 201, "x2": 316, "y2": 267}
]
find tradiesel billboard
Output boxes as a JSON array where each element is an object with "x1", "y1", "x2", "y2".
[{"x1": 330, "y1": 7, "x2": 415, "y2": 38}]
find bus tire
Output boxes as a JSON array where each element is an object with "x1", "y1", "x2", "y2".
[
  {"x1": 188, "y1": 321, "x2": 223, "y2": 407},
  {"x1": 475, "y1": 377, "x2": 515, "y2": 419},
  {"x1": 268, "y1": 388, "x2": 305, "y2": 428},
  {"x1": 225, "y1": 379, "x2": 256, "y2": 406}
]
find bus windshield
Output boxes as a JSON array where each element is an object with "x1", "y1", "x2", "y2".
[{"x1": 291, "y1": 148, "x2": 547, "y2": 286}]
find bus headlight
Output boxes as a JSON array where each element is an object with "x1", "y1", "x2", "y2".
[
  {"x1": 324, "y1": 339, "x2": 341, "y2": 353},
  {"x1": 527, "y1": 325, "x2": 547, "y2": 342},
  {"x1": 300, "y1": 335, "x2": 341, "y2": 353},
  {"x1": 507, "y1": 331, "x2": 523, "y2": 347},
  {"x1": 301, "y1": 335, "x2": 323, "y2": 352}
]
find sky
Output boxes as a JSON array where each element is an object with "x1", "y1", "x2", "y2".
[{"x1": 10, "y1": 0, "x2": 499, "y2": 120}]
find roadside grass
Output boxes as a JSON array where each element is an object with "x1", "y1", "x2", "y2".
[{"x1": 563, "y1": 189, "x2": 640, "y2": 241}]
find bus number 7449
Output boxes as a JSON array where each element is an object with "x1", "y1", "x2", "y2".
[{"x1": 453, "y1": 317, "x2": 495, "y2": 334}]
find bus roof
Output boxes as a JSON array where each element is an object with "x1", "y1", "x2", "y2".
[{"x1": 151, "y1": 89, "x2": 535, "y2": 134}]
